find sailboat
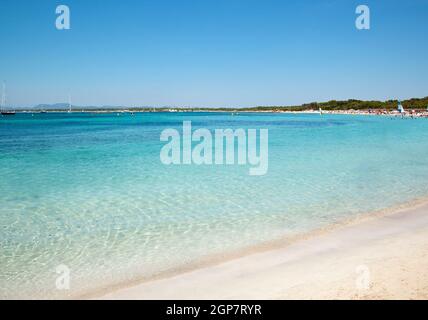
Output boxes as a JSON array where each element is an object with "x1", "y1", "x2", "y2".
[
  {"x1": 397, "y1": 100, "x2": 405, "y2": 114},
  {"x1": 1, "y1": 81, "x2": 16, "y2": 116},
  {"x1": 67, "y1": 94, "x2": 72, "y2": 113},
  {"x1": 319, "y1": 107, "x2": 323, "y2": 115}
]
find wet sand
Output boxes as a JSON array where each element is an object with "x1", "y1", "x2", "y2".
[{"x1": 96, "y1": 201, "x2": 428, "y2": 300}]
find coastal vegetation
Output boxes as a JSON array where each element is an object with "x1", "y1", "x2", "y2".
[
  {"x1": 241, "y1": 96, "x2": 428, "y2": 112},
  {"x1": 19, "y1": 96, "x2": 428, "y2": 113}
]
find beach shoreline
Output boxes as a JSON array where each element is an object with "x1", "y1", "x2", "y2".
[
  {"x1": 7, "y1": 110, "x2": 428, "y2": 118},
  {"x1": 92, "y1": 197, "x2": 428, "y2": 300}
]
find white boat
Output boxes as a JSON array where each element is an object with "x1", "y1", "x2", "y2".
[{"x1": 397, "y1": 101, "x2": 405, "y2": 114}]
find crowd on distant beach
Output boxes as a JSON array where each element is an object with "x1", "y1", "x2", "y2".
[{"x1": 315, "y1": 109, "x2": 428, "y2": 118}]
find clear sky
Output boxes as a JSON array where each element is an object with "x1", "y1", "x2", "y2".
[{"x1": 0, "y1": 0, "x2": 427, "y2": 108}]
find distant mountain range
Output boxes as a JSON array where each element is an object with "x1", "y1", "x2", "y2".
[
  {"x1": 34, "y1": 103, "x2": 71, "y2": 110},
  {"x1": 33, "y1": 103, "x2": 128, "y2": 110}
]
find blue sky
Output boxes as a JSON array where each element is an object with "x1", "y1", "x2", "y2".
[{"x1": 0, "y1": 0, "x2": 427, "y2": 107}]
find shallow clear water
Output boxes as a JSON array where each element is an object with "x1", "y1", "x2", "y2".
[{"x1": 1, "y1": 112, "x2": 428, "y2": 298}]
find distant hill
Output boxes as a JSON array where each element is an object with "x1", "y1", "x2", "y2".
[
  {"x1": 33, "y1": 103, "x2": 127, "y2": 110},
  {"x1": 34, "y1": 103, "x2": 70, "y2": 110}
]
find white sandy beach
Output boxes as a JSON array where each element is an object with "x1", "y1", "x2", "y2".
[{"x1": 95, "y1": 200, "x2": 428, "y2": 300}]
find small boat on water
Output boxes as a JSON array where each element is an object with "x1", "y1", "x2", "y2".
[
  {"x1": 1, "y1": 110, "x2": 16, "y2": 115},
  {"x1": 1, "y1": 81, "x2": 16, "y2": 116}
]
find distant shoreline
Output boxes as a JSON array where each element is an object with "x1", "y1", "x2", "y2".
[
  {"x1": 5, "y1": 109, "x2": 428, "y2": 118},
  {"x1": 4, "y1": 96, "x2": 428, "y2": 114}
]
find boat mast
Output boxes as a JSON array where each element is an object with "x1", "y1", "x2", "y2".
[
  {"x1": 1, "y1": 81, "x2": 5, "y2": 111},
  {"x1": 68, "y1": 93, "x2": 71, "y2": 112}
]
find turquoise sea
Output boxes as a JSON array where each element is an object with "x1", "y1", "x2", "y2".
[{"x1": 1, "y1": 112, "x2": 428, "y2": 299}]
